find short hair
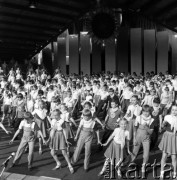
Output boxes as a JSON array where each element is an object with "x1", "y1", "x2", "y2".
[
  {"x1": 153, "y1": 97, "x2": 160, "y2": 104},
  {"x1": 142, "y1": 105, "x2": 151, "y2": 113},
  {"x1": 84, "y1": 101, "x2": 92, "y2": 108},
  {"x1": 109, "y1": 88, "x2": 114, "y2": 92},
  {"x1": 111, "y1": 99, "x2": 118, "y2": 105},
  {"x1": 17, "y1": 93, "x2": 23, "y2": 99},
  {"x1": 164, "y1": 86, "x2": 169, "y2": 91},
  {"x1": 82, "y1": 109, "x2": 92, "y2": 117},
  {"x1": 53, "y1": 109, "x2": 61, "y2": 115},
  {"x1": 131, "y1": 95, "x2": 138, "y2": 100}
]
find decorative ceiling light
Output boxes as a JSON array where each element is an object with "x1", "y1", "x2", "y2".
[
  {"x1": 29, "y1": 0, "x2": 37, "y2": 9},
  {"x1": 86, "y1": 7, "x2": 122, "y2": 45}
]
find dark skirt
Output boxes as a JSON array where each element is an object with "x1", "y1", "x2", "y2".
[{"x1": 3, "y1": 105, "x2": 11, "y2": 115}]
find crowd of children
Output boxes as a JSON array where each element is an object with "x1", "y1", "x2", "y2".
[{"x1": 1, "y1": 67, "x2": 177, "y2": 179}]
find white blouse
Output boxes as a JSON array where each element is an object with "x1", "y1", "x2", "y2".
[{"x1": 32, "y1": 109, "x2": 47, "y2": 120}]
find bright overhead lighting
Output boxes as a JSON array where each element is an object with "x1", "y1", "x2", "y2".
[
  {"x1": 29, "y1": 0, "x2": 37, "y2": 9},
  {"x1": 175, "y1": 34, "x2": 177, "y2": 38},
  {"x1": 81, "y1": 32, "x2": 88, "y2": 35}
]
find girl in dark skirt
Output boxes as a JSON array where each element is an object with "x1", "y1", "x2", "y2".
[
  {"x1": 98, "y1": 119, "x2": 131, "y2": 178},
  {"x1": 48, "y1": 109, "x2": 74, "y2": 173},
  {"x1": 159, "y1": 105, "x2": 177, "y2": 179},
  {"x1": 60, "y1": 104, "x2": 77, "y2": 156},
  {"x1": 32, "y1": 100, "x2": 48, "y2": 155}
]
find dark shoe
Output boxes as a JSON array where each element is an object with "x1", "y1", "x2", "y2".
[
  {"x1": 9, "y1": 163, "x2": 15, "y2": 168},
  {"x1": 84, "y1": 169, "x2": 89, "y2": 173},
  {"x1": 28, "y1": 165, "x2": 32, "y2": 171}
]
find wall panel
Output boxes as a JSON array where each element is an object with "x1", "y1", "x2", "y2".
[
  {"x1": 92, "y1": 42, "x2": 102, "y2": 73},
  {"x1": 57, "y1": 37, "x2": 66, "y2": 74},
  {"x1": 117, "y1": 27, "x2": 129, "y2": 73},
  {"x1": 144, "y1": 30, "x2": 156, "y2": 74},
  {"x1": 80, "y1": 33, "x2": 90, "y2": 75},
  {"x1": 105, "y1": 41, "x2": 116, "y2": 73},
  {"x1": 69, "y1": 35, "x2": 79, "y2": 74},
  {"x1": 171, "y1": 34, "x2": 177, "y2": 74},
  {"x1": 130, "y1": 28, "x2": 142, "y2": 75},
  {"x1": 157, "y1": 31, "x2": 168, "y2": 73}
]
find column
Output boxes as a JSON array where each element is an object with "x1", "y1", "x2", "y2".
[
  {"x1": 80, "y1": 33, "x2": 90, "y2": 75},
  {"x1": 144, "y1": 29, "x2": 156, "y2": 74},
  {"x1": 57, "y1": 37, "x2": 66, "y2": 74},
  {"x1": 105, "y1": 40, "x2": 116, "y2": 73},
  {"x1": 130, "y1": 28, "x2": 142, "y2": 75},
  {"x1": 69, "y1": 35, "x2": 79, "y2": 74},
  {"x1": 117, "y1": 27, "x2": 129, "y2": 74},
  {"x1": 92, "y1": 41, "x2": 102, "y2": 74},
  {"x1": 157, "y1": 31, "x2": 169, "y2": 73}
]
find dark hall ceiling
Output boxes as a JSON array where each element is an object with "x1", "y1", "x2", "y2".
[{"x1": 1, "y1": 0, "x2": 177, "y2": 61}]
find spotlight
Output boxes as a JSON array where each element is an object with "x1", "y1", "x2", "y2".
[{"x1": 29, "y1": 0, "x2": 37, "y2": 9}]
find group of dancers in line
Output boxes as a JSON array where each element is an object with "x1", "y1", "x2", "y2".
[{"x1": 0, "y1": 67, "x2": 177, "y2": 179}]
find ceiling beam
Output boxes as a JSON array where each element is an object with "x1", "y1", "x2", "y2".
[
  {"x1": 0, "y1": 27, "x2": 53, "y2": 37},
  {"x1": 0, "y1": 2, "x2": 77, "y2": 20},
  {"x1": 154, "y1": 1, "x2": 177, "y2": 18},
  {"x1": 37, "y1": 0, "x2": 86, "y2": 12},
  {"x1": 0, "y1": 19, "x2": 62, "y2": 31},
  {"x1": 0, "y1": 31, "x2": 51, "y2": 40},
  {"x1": 1, "y1": 41, "x2": 40, "y2": 47},
  {"x1": 0, "y1": 35, "x2": 46, "y2": 43},
  {"x1": 0, "y1": 12, "x2": 69, "y2": 25},
  {"x1": 139, "y1": 0, "x2": 162, "y2": 14}
]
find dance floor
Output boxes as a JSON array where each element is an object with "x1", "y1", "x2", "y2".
[{"x1": 0, "y1": 124, "x2": 166, "y2": 180}]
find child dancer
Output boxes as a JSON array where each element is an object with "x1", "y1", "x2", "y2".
[
  {"x1": 2, "y1": 92, "x2": 12, "y2": 126},
  {"x1": 124, "y1": 95, "x2": 142, "y2": 141},
  {"x1": 131, "y1": 105, "x2": 155, "y2": 175},
  {"x1": 26, "y1": 95, "x2": 34, "y2": 113},
  {"x1": 160, "y1": 86, "x2": 173, "y2": 117},
  {"x1": 14, "y1": 93, "x2": 26, "y2": 136},
  {"x1": 9, "y1": 112, "x2": 46, "y2": 170},
  {"x1": 71, "y1": 109, "x2": 99, "y2": 172},
  {"x1": 100, "y1": 100, "x2": 122, "y2": 149},
  {"x1": 49, "y1": 109, "x2": 74, "y2": 173},
  {"x1": 60, "y1": 104, "x2": 77, "y2": 155},
  {"x1": 98, "y1": 118, "x2": 131, "y2": 178},
  {"x1": 32, "y1": 100, "x2": 47, "y2": 155},
  {"x1": 159, "y1": 105, "x2": 177, "y2": 179},
  {"x1": 150, "y1": 97, "x2": 163, "y2": 150}
]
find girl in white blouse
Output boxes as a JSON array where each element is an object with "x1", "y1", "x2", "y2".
[
  {"x1": 48, "y1": 109, "x2": 74, "y2": 173},
  {"x1": 98, "y1": 118, "x2": 131, "y2": 178}
]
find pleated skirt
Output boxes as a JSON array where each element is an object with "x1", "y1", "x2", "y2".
[
  {"x1": 50, "y1": 131, "x2": 66, "y2": 150},
  {"x1": 104, "y1": 140, "x2": 125, "y2": 164},
  {"x1": 159, "y1": 131, "x2": 177, "y2": 155}
]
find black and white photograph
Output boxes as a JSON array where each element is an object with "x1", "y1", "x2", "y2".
[{"x1": 1, "y1": 0, "x2": 177, "y2": 180}]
